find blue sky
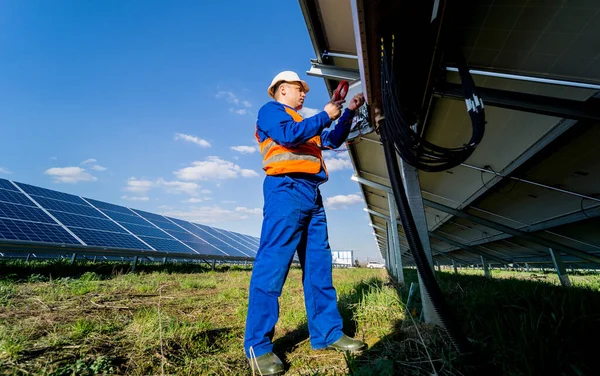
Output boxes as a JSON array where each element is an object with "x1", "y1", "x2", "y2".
[{"x1": 0, "y1": 0, "x2": 382, "y2": 262}]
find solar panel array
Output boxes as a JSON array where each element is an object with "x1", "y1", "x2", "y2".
[{"x1": 0, "y1": 178, "x2": 259, "y2": 259}]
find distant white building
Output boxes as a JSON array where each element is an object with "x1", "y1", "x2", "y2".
[{"x1": 332, "y1": 250, "x2": 354, "y2": 267}]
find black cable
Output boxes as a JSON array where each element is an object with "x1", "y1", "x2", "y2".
[
  {"x1": 381, "y1": 121, "x2": 471, "y2": 354},
  {"x1": 380, "y1": 37, "x2": 486, "y2": 172}
]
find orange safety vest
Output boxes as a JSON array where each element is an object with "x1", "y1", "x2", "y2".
[{"x1": 255, "y1": 106, "x2": 327, "y2": 177}]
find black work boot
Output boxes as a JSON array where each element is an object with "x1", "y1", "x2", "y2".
[
  {"x1": 248, "y1": 352, "x2": 284, "y2": 375},
  {"x1": 327, "y1": 334, "x2": 367, "y2": 352}
]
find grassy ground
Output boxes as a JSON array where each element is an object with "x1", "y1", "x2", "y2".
[{"x1": 1, "y1": 260, "x2": 599, "y2": 375}]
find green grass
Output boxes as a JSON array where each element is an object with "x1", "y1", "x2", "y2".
[{"x1": 1, "y1": 260, "x2": 600, "y2": 375}]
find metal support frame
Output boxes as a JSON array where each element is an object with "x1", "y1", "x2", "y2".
[
  {"x1": 436, "y1": 84, "x2": 600, "y2": 122},
  {"x1": 452, "y1": 259, "x2": 458, "y2": 274},
  {"x1": 387, "y1": 193, "x2": 404, "y2": 283},
  {"x1": 445, "y1": 66, "x2": 600, "y2": 91},
  {"x1": 481, "y1": 256, "x2": 491, "y2": 279},
  {"x1": 423, "y1": 199, "x2": 600, "y2": 265},
  {"x1": 131, "y1": 256, "x2": 138, "y2": 272},
  {"x1": 306, "y1": 62, "x2": 360, "y2": 81},
  {"x1": 26, "y1": 253, "x2": 31, "y2": 262},
  {"x1": 526, "y1": 263, "x2": 530, "y2": 272},
  {"x1": 70, "y1": 253, "x2": 77, "y2": 265},
  {"x1": 397, "y1": 158, "x2": 438, "y2": 324},
  {"x1": 429, "y1": 232, "x2": 509, "y2": 264},
  {"x1": 549, "y1": 248, "x2": 571, "y2": 287}
]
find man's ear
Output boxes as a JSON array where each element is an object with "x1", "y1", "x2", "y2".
[{"x1": 279, "y1": 84, "x2": 286, "y2": 97}]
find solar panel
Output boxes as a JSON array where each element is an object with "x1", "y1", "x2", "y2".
[
  {"x1": 15, "y1": 182, "x2": 87, "y2": 205},
  {"x1": 230, "y1": 230, "x2": 260, "y2": 249},
  {"x1": 212, "y1": 228, "x2": 257, "y2": 254},
  {"x1": 191, "y1": 223, "x2": 251, "y2": 257},
  {"x1": 0, "y1": 188, "x2": 37, "y2": 206},
  {"x1": 0, "y1": 179, "x2": 19, "y2": 191},
  {"x1": 71, "y1": 228, "x2": 148, "y2": 250},
  {"x1": 136, "y1": 236, "x2": 195, "y2": 254},
  {"x1": 163, "y1": 228, "x2": 227, "y2": 257},
  {"x1": 35, "y1": 197, "x2": 106, "y2": 218},
  {"x1": 84, "y1": 198, "x2": 136, "y2": 215},
  {"x1": 0, "y1": 178, "x2": 257, "y2": 260},
  {"x1": 237, "y1": 232, "x2": 261, "y2": 247},
  {"x1": 100, "y1": 210, "x2": 151, "y2": 226},
  {"x1": 50, "y1": 211, "x2": 125, "y2": 233},
  {"x1": 0, "y1": 217, "x2": 78, "y2": 244},
  {"x1": 119, "y1": 222, "x2": 171, "y2": 238},
  {"x1": 131, "y1": 209, "x2": 185, "y2": 232},
  {"x1": 0, "y1": 201, "x2": 58, "y2": 224}
]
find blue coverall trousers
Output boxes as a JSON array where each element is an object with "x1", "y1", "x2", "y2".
[{"x1": 244, "y1": 174, "x2": 344, "y2": 358}]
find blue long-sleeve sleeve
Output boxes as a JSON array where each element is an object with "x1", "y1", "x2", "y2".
[
  {"x1": 321, "y1": 108, "x2": 355, "y2": 149},
  {"x1": 256, "y1": 102, "x2": 331, "y2": 147}
]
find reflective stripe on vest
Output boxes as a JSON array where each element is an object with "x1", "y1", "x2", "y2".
[{"x1": 255, "y1": 106, "x2": 326, "y2": 176}]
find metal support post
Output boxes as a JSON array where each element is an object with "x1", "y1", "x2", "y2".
[
  {"x1": 93, "y1": 256, "x2": 97, "y2": 263},
  {"x1": 70, "y1": 253, "x2": 77, "y2": 265},
  {"x1": 386, "y1": 220, "x2": 398, "y2": 279},
  {"x1": 452, "y1": 259, "x2": 458, "y2": 274},
  {"x1": 423, "y1": 198, "x2": 600, "y2": 265},
  {"x1": 526, "y1": 263, "x2": 530, "y2": 272},
  {"x1": 384, "y1": 222, "x2": 393, "y2": 275},
  {"x1": 549, "y1": 248, "x2": 571, "y2": 287},
  {"x1": 162, "y1": 257, "x2": 167, "y2": 265},
  {"x1": 212, "y1": 259, "x2": 216, "y2": 270},
  {"x1": 131, "y1": 256, "x2": 138, "y2": 272},
  {"x1": 399, "y1": 157, "x2": 438, "y2": 325},
  {"x1": 387, "y1": 193, "x2": 404, "y2": 283},
  {"x1": 481, "y1": 256, "x2": 491, "y2": 279},
  {"x1": 26, "y1": 253, "x2": 31, "y2": 262}
]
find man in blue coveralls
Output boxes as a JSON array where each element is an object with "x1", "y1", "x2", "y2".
[{"x1": 245, "y1": 71, "x2": 366, "y2": 375}]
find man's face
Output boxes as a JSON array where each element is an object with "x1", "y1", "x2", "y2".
[{"x1": 281, "y1": 82, "x2": 306, "y2": 109}]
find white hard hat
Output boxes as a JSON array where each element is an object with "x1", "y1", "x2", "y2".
[{"x1": 268, "y1": 71, "x2": 310, "y2": 99}]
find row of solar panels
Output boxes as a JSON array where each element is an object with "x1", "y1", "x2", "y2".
[{"x1": 0, "y1": 178, "x2": 259, "y2": 259}]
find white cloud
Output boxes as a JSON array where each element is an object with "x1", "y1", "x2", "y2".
[
  {"x1": 299, "y1": 107, "x2": 320, "y2": 118},
  {"x1": 241, "y1": 169, "x2": 259, "y2": 177},
  {"x1": 325, "y1": 194, "x2": 363, "y2": 210},
  {"x1": 324, "y1": 157, "x2": 353, "y2": 171},
  {"x1": 230, "y1": 108, "x2": 247, "y2": 115},
  {"x1": 124, "y1": 177, "x2": 155, "y2": 194},
  {"x1": 174, "y1": 133, "x2": 211, "y2": 148},
  {"x1": 174, "y1": 156, "x2": 258, "y2": 181},
  {"x1": 121, "y1": 195, "x2": 150, "y2": 201},
  {"x1": 91, "y1": 165, "x2": 107, "y2": 171},
  {"x1": 161, "y1": 205, "x2": 261, "y2": 223},
  {"x1": 222, "y1": 200, "x2": 236, "y2": 204},
  {"x1": 230, "y1": 145, "x2": 257, "y2": 154},
  {"x1": 0, "y1": 167, "x2": 12, "y2": 175},
  {"x1": 81, "y1": 159, "x2": 107, "y2": 172},
  {"x1": 217, "y1": 91, "x2": 252, "y2": 115},
  {"x1": 201, "y1": 189, "x2": 212, "y2": 194},
  {"x1": 45, "y1": 167, "x2": 97, "y2": 184},
  {"x1": 216, "y1": 91, "x2": 240, "y2": 105},
  {"x1": 235, "y1": 207, "x2": 262, "y2": 215},
  {"x1": 157, "y1": 179, "x2": 200, "y2": 196},
  {"x1": 184, "y1": 198, "x2": 204, "y2": 203},
  {"x1": 50, "y1": 156, "x2": 58, "y2": 160}
]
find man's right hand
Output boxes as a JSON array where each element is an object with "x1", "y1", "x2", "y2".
[{"x1": 324, "y1": 100, "x2": 345, "y2": 120}]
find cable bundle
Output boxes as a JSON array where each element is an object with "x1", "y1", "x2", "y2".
[{"x1": 380, "y1": 36, "x2": 486, "y2": 172}]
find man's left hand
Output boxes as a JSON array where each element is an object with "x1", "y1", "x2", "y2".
[{"x1": 348, "y1": 93, "x2": 365, "y2": 111}]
